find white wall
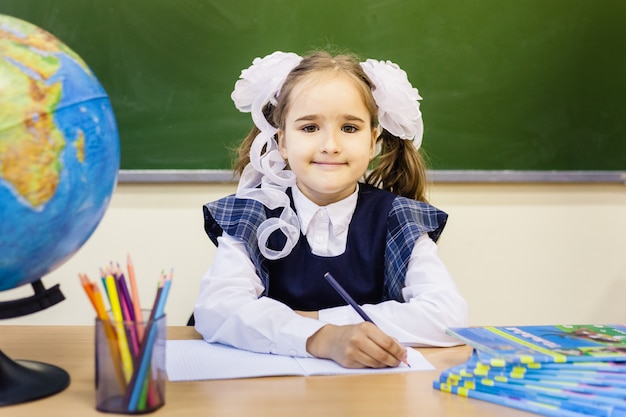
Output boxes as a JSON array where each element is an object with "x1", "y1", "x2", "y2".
[{"x1": 2, "y1": 182, "x2": 625, "y2": 327}]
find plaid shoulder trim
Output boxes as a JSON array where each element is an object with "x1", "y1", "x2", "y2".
[
  {"x1": 203, "y1": 195, "x2": 270, "y2": 291},
  {"x1": 389, "y1": 197, "x2": 448, "y2": 243},
  {"x1": 384, "y1": 197, "x2": 448, "y2": 301},
  {"x1": 204, "y1": 195, "x2": 267, "y2": 242}
]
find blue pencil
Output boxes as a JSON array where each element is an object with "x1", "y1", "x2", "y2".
[
  {"x1": 323, "y1": 272, "x2": 373, "y2": 323},
  {"x1": 323, "y1": 272, "x2": 411, "y2": 368},
  {"x1": 125, "y1": 278, "x2": 171, "y2": 411}
]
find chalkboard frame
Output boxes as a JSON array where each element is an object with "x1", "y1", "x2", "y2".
[{"x1": 117, "y1": 169, "x2": 625, "y2": 184}]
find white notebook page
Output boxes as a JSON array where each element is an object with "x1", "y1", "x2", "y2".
[{"x1": 166, "y1": 339, "x2": 434, "y2": 381}]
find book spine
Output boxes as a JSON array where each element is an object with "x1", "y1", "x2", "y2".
[{"x1": 433, "y1": 381, "x2": 618, "y2": 417}]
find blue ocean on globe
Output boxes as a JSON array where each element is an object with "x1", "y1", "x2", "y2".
[{"x1": 0, "y1": 15, "x2": 120, "y2": 292}]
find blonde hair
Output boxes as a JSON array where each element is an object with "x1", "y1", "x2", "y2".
[{"x1": 233, "y1": 51, "x2": 429, "y2": 202}]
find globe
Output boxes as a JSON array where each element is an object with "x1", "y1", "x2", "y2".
[{"x1": 0, "y1": 15, "x2": 120, "y2": 294}]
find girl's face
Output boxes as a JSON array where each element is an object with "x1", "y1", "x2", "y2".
[{"x1": 277, "y1": 73, "x2": 377, "y2": 206}]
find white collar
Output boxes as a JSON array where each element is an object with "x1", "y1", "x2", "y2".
[{"x1": 291, "y1": 185, "x2": 358, "y2": 236}]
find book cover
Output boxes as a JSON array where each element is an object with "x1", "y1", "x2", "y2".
[{"x1": 446, "y1": 324, "x2": 626, "y2": 364}]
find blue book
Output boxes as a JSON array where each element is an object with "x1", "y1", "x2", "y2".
[
  {"x1": 436, "y1": 351, "x2": 626, "y2": 412},
  {"x1": 440, "y1": 351, "x2": 626, "y2": 387},
  {"x1": 435, "y1": 331, "x2": 626, "y2": 416},
  {"x1": 445, "y1": 371, "x2": 626, "y2": 399},
  {"x1": 434, "y1": 379, "x2": 626, "y2": 417},
  {"x1": 433, "y1": 381, "x2": 604, "y2": 417},
  {"x1": 446, "y1": 324, "x2": 626, "y2": 364}
]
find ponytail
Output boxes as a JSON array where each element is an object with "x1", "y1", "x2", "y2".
[{"x1": 365, "y1": 131, "x2": 429, "y2": 203}]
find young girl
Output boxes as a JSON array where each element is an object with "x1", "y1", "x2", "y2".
[{"x1": 194, "y1": 51, "x2": 468, "y2": 369}]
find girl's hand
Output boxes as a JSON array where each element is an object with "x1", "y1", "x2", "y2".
[{"x1": 305, "y1": 322, "x2": 408, "y2": 368}]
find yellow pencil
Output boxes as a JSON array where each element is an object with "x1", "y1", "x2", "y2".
[{"x1": 105, "y1": 275, "x2": 134, "y2": 383}]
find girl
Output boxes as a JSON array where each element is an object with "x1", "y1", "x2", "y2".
[{"x1": 194, "y1": 51, "x2": 468, "y2": 369}]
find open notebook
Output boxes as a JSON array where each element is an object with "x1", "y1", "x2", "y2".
[{"x1": 166, "y1": 340, "x2": 434, "y2": 381}]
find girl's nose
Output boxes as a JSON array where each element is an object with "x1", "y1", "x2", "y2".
[{"x1": 321, "y1": 131, "x2": 341, "y2": 153}]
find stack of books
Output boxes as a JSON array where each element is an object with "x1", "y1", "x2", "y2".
[{"x1": 434, "y1": 324, "x2": 626, "y2": 417}]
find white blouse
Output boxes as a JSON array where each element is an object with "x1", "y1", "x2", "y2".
[{"x1": 194, "y1": 186, "x2": 469, "y2": 357}]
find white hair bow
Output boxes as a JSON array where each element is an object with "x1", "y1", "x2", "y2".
[{"x1": 230, "y1": 51, "x2": 424, "y2": 259}]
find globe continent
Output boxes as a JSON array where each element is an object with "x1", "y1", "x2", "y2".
[{"x1": 0, "y1": 15, "x2": 120, "y2": 292}]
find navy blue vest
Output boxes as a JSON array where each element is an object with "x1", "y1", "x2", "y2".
[
  {"x1": 266, "y1": 187, "x2": 396, "y2": 311},
  {"x1": 203, "y1": 183, "x2": 448, "y2": 307}
]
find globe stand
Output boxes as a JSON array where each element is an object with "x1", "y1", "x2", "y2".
[
  {"x1": 0, "y1": 280, "x2": 70, "y2": 406},
  {"x1": 0, "y1": 280, "x2": 65, "y2": 319}
]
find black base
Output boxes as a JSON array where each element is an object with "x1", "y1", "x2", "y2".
[{"x1": 0, "y1": 350, "x2": 70, "y2": 406}]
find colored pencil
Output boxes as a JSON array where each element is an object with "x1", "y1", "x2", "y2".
[
  {"x1": 78, "y1": 273, "x2": 126, "y2": 390},
  {"x1": 324, "y1": 271, "x2": 411, "y2": 368},
  {"x1": 125, "y1": 277, "x2": 171, "y2": 411},
  {"x1": 127, "y1": 254, "x2": 144, "y2": 339},
  {"x1": 105, "y1": 275, "x2": 134, "y2": 383},
  {"x1": 79, "y1": 258, "x2": 172, "y2": 412},
  {"x1": 114, "y1": 270, "x2": 141, "y2": 356}
]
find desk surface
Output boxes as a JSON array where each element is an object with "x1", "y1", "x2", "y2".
[{"x1": 1, "y1": 326, "x2": 535, "y2": 417}]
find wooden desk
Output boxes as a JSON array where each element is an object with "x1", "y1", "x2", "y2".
[{"x1": 1, "y1": 326, "x2": 535, "y2": 416}]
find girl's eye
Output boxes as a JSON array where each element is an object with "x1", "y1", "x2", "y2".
[
  {"x1": 342, "y1": 125, "x2": 358, "y2": 133},
  {"x1": 302, "y1": 125, "x2": 318, "y2": 133}
]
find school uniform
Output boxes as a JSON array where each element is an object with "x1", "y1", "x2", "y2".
[{"x1": 194, "y1": 183, "x2": 468, "y2": 357}]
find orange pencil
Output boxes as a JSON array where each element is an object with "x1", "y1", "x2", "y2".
[
  {"x1": 79, "y1": 273, "x2": 97, "y2": 310},
  {"x1": 127, "y1": 254, "x2": 144, "y2": 339},
  {"x1": 78, "y1": 274, "x2": 126, "y2": 390}
]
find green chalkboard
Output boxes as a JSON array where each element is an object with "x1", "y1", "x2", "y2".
[{"x1": 1, "y1": 0, "x2": 625, "y2": 171}]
